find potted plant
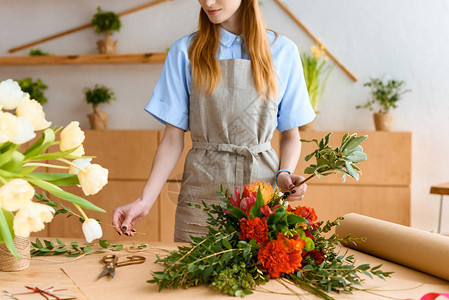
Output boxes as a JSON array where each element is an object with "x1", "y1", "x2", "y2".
[
  {"x1": 356, "y1": 77, "x2": 411, "y2": 131},
  {"x1": 299, "y1": 42, "x2": 333, "y2": 131},
  {"x1": 91, "y1": 6, "x2": 121, "y2": 54},
  {"x1": 84, "y1": 84, "x2": 116, "y2": 130},
  {"x1": 17, "y1": 78, "x2": 48, "y2": 104}
]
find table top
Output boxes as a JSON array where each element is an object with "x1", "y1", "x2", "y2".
[
  {"x1": 430, "y1": 182, "x2": 449, "y2": 195},
  {"x1": 1, "y1": 238, "x2": 448, "y2": 300}
]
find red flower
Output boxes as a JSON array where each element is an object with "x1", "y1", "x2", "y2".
[
  {"x1": 239, "y1": 217, "x2": 269, "y2": 245},
  {"x1": 257, "y1": 233, "x2": 306, "y2": 278},
  {"x1": 288, "y1": 205, "x2": 318, "y2": 225},
  {"x1": 229, "y1": 187, "x2": 256, "y2": 217},
  {"x1": 302, "y1": 249, "x2": 325, "y2": 265},
  {"x1": 260, "y1": 205, "x2": 280, "y2": 217}
]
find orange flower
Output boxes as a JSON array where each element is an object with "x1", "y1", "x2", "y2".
[
  {"x1": 243, "y1": 180, "x2": 274, "y2": 205},
  {"x1": 288, "y1": 205, "x2": 318, "y2": 225},
  {"x1": 258, "y1": 233, "x2": 306, "y2": 278},
  {"x1": 239, "y1": 217, "x2": 269, "y2": 246}
]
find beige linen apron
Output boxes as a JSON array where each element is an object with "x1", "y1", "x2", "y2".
[{"x1": 174, "y1": 59, "x2": 280, "y2": 242}]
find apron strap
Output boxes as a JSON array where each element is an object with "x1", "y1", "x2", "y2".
[{"x1": 192, "y1": 141, "x2": 272, "y2": 184}]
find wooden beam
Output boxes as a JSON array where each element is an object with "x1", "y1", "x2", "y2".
[
  {"x1": 0, "y1": 53, "x2": 167, "y2": 65},
  {"x1": 274, "y1": 0, "x2": 358, "y2": 82},
  {"x1": 8, "y1": 0, "x2": 172, "y2": 53}
]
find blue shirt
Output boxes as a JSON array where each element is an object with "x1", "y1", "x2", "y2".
[{"x1": 145, "y1": 26, "x2": 316, "y2": 132}]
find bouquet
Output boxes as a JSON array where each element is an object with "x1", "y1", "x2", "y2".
[
  {"x1": 0, "y1": 79, "x2": 108, "y2": 258},
  {"x1": 149, "y1": 133, "x2": 392, "y2": 299}
]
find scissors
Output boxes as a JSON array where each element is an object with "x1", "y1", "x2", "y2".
[{"x1": 98, "y1": 254, "x2": 146, "y2": 279}]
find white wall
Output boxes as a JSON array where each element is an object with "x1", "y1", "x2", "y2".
[{"x1": 1, "y1": 0, "x2": 448, "y2": 233}]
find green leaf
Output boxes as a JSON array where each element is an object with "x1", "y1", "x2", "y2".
[
  {"x1": 243, "y1": 247, "x2": 251, "y2": 257},
  {"x1": 229, "y1": 205, "x2": 247, "y2": 219},
  {"x1": 2, "y1": 151, "x2": 25, "y2": 172},
  {"x1": 346, "y1": 151, "x2": 367, "y2": 163},
  {"x1": 0, "y1": 144, "x2": 19, "y2": 168},
  {"x1": 26, "y1": 177, "x2": 105, "y2": 212},
  {"x1": 112, "y1": 245, "x2": 123, "y2": 251},
  {"x1": 343, "y1": 135, "x2": 367, "y2": 152},
  {"x1": 83, "y1": 246, "x2": 92, "y2": 253},
  {"x1": 27, "y1": 173, "x2": 80, "y2": 186},
  {"x1": 44, "y1": 240, "x2": 54, "y2": 250},
  {"x1": 56, "y1": 238, "x2": 65, "y2": 246},
  {"x1": 286, "y1": 214, "x2": 308, "y2": 225},
  {"x1": 267, "y1": 211, "x2": 285, "y2": 225},
  {"x1": 24, "y1": 128, "x2": 55, "y2": 159},
  {"x1": 345, "y1": 162, "x2": 359, "y2": 180},
  {"x1": 99, "y1": 239, "x2": 110, "y2": 249},
  {"x1": 0, "y1": 209, "x2": 18, "y2": 258},
  {"x1": 249, "y1": 187, "x2": 264, "y2": 218},
  {"x1": 26, "y1": 148, "x2": 79, "y2": 162},
  {"x1": 203, "y1": 265, "x2": 213, "y2": 282},
  {"x1": 304, "y1": 237, "x2": 315, "y2": 251},
  {"x1": 222, "y1": 239, "x2": 232, "y2": 250}
]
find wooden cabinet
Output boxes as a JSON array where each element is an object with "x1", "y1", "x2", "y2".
[{"x1": 41, "y1": 130, "x2": 411, "y2": 241}]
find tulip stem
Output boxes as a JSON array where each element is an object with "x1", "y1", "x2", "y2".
[
  {"x1": 74, "y1": 204, "x2": 89, "y2": 221},
  {"x1": 57, "y1": 158, "x2": 86, "y2": 173},
  {"x1": 23, "y1": 163, "x2": 69, "y2": 170}
]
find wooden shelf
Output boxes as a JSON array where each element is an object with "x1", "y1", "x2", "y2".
[{"x1": 0, "y1": 52, "x2": 167, "y2": 65}]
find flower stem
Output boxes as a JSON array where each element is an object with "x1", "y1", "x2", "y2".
[
  {"x1": 23, "y1": 163, "x2": 69, "y2": 170},
  {"x1": 0, "y1": 176, "x2": 7, "y2": 185},
  {"x1": 294, "y1": 174, "x2": 315, "y2": 187},
  {"x1": 74, "y1": 204, "x2": 89, "y2": 221},
  {"x1": 57, "y1": 158, "x2": 85, "y2": 173}
]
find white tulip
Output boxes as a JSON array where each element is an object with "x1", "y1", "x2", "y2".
[
  {"x1": 16, "y1": 98, "x2": 51, "y2": 131},
  {"x1": 0, "y1": 179, "x2": 35, "y2": 212},
  {"x1": 78, "y1": 164, "x2": 109, "y2": 196},
  {"x1": 82, "y1": 218, "x2": 103, "y2": 243},
  {"x1": 9, "y1": 116, "x2": 36, "y2": 144},
  {"x1": 69, "y1": 158, "x2": 92, "y2": 175},
  {"x1": 13, "y1": 202, "x2": 55, "y2": 237},
  {"x1": 0, "y1": 111, "x2": 18, "y2": 143},
  {"x1": 60, "y1": 121, "x2": 85, "y2": 156},
  {"x1": 0, "y1": 79, "x2": 29, "y2": 110}
]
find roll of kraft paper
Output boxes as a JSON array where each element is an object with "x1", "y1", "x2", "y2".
[{"x1": 336, "y1": 213, "x2": 449, "y2": 281}]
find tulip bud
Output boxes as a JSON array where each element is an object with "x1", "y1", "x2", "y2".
[
  {"x1": 78, "y1": 164, "x2": 108, "y2": 196},
  {"x1": 82, "y1": 218, "x2": 103, "y2": 243},
  {"x1": 16, "y1": 98, "x2": 51, "y2": 131},
  {"x1": 60, "y1": 121, "x2": 85, "y2": 156},
  {"x1": 0, "y1": 79, "x2": 29, "y2": 110},
  {"x1": 0, "y1": 179, "x2": 34, "y2": 212}
]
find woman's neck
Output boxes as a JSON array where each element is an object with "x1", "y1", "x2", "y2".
[{"x1": 220, "y1": 6, "x2": 243, "y2": 35}]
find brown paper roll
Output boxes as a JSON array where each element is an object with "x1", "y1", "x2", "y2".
[{"x1": 336, "y1": 213, "x2": 449, "y2": 281}]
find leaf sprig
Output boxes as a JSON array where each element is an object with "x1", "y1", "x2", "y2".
[{"x1": 30, "y1": 238, "x2": 147, "y2": 257}]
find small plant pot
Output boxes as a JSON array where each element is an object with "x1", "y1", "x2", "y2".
[
  {"x1": 97, "y1": 35, "x2": 117, "y2": 55},
  {"x1": 88, "y1": 112, "x2": 108, "y2": 130},
  {"x1": 373, "y1": 113, "x2": 394, "y2": 131},
  {"x1": 0, "y1": 237, "x2": 30, "y2": 272},
  {"x1": 299, "y1": 120, "x2": 316, "y2": 131}
]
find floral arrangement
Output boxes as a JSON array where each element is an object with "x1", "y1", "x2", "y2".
[
  {"x1": 149, "y1": 133, "x2": 391, "y2": 299},
  {"x1": 0, "y1": 79, "x2": 108, "y2": 258},
  {"x1": 356, "y1": 77, "x2": 411, "y2": 114},
  {"x1": 300, "y1": 40, "x2": 333, "y2": 113}
]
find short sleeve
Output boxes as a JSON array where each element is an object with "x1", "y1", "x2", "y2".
[
  {"x1": 144, "y1": 36, "x2": 192, "y2": 131},
  {"x1": 276, "y1": 42, "x2": 316, "y2": 132}
]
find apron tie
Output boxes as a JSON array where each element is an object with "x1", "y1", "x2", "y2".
[{"x1": 192, "y1": 141, "x2": 272, "y2": 184}]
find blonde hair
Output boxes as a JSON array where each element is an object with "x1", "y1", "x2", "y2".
[{"x1": 188, "y1": 0, "x2": 278, "y2": 101}]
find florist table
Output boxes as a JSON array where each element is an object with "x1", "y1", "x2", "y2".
[{"x1": 1, "y1": 238, "x2": 448, "y2": 300}]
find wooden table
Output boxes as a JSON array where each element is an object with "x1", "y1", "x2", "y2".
[
  {"x1": 430, "y1": 182, "x2": 449, "y2": 233},
  {"x1": 1, "y1": 239, "x2": 448, "y2": 300}
]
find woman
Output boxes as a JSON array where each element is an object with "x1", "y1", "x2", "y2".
[{"x1": 112, "y1": 0, "x2": 315, "y2": 242}]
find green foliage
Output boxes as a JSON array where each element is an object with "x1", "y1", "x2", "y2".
[
  {"x1": 301, "y1": 50, "x2": 333, "y2": 113},
  {"x1": 84, "y1": 84, "x2": 116, "y2": 107},
  {"x1": 29, "y1": 49, "x2": 51, "y2": 56},
  {"x1": 30, "y1": 238, "x2": 146, "y2": 257},
  {"x1": 91, "y1": 6, "x2": 121, "y2": 35},
  {"x1": 356, "y1": 77, "x2": 411, "y2": 114},
  {"x1": 17, "y1": 78, "x2": 48, "y2": 104},
  {"x1": 301, "y1": 132, "x2": 367, "y2": 182}
]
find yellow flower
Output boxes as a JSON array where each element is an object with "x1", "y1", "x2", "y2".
[
  {"x1": 13, "y1": 202, "x2": 55, "y2": 237},
  {"x1": 82, "y1": 218, "x2": 103, "y2": 242},
  {"x1": 16, "y1": 98, "x2": 51, "y2": 131},
  {"x1": 60, "y1": 121, "x2": 85, "y2": 156},
  {"x1": 0, "y1": 179, "x2": 35, "y2": 212},
  {"x1": 245, "y1": 180, "x2": 275, "y2": 204},
  {"x1": 311, "y1": 45, "x2": 325, "y2": 58},
  {"x1": 78, "y1": 164, "x2": 109, "y2": 196},
  {"x1": 10, "y1": 116, "x2": 36, "y2": 144},
  {"x1": 0, "y1": 111, "x2": 18, "y2": 143},
  {"x1": 0, "y1": 79, "x2": 29, "y2": 110}
]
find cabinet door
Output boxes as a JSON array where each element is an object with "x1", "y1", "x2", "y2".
[{"x1": 47, "y1": 181, "x2": 160, "y2": 241}]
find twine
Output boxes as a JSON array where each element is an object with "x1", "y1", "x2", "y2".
[{"x1": 0, "y1": 237, "x2": 30, "y2": 272}]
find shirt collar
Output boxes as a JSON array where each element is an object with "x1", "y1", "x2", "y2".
[{"x1": 219, "y1": 25, "x2": 241, "y2": 48}]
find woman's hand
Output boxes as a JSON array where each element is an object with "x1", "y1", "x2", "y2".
[
  {"x1": 277, "y1": 172, "x2": 307, "y2": 201},
  {"x1": 112, "y1": 199, "x2": 150, "y2": 236}
]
